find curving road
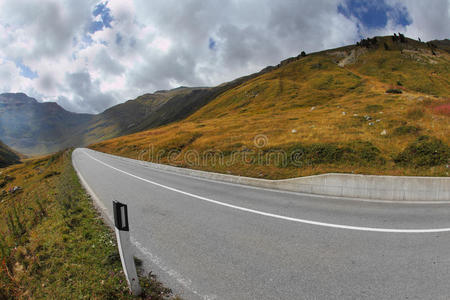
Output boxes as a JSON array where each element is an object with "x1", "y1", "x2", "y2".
[{"x1": 73, "y1": 148, "x2": 450, "y2": 300}]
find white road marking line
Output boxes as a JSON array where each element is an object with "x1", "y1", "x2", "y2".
[
  {"x1": 81, "y1": 149, "x2": 450, "y2": 234},
  {"x1": 74, "y1": 155, "x2": 213, "y2": 300},
  {"x1": 132, "y1": 239, "x2": 216, "y2": 300},
  {"x1": 92, "y1": 149, "x2": 450, "y2": 205}
]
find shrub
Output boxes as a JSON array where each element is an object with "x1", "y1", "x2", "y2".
[
  {"x1": 393, "y1": 125, "x2": 421, "y2": 136},
  {"x1": 0, "y1": 175, "x2": 15, "y2": 188},
  {"x1": 432, "y1": 103, "x2": 450, "y2": 116},
  {"x1": 43, "y1": 171, "x2": 61, "y2": 179},
  {"x1": 310, "y1": 63, "x2": 323, "y2": 70},
  {"x1": 406, "y1": 107, "x2": 425, "y2": 120},
  {"x1": 386, "y1": 89, "x2": 402, "y2": 94},
  {"x1": 365, "y1": 104, "x2": 384, "y2": 113},
  {"x1": 287, "y1": 143, "x2": 343, "y2": 167},
  {"x1": 287, "y1": 141, "x2": 385, "y2": 167},
  {"x1": 346, "y1": 141, "x2": 385, "y2": 165},
  {"x1": 394, "y1": 136, "x2": 450, "y2": 167}
]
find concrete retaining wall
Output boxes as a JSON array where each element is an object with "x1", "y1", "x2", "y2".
[{"x1": 95, "y1": 150, "x2": 450, "y2": 202}]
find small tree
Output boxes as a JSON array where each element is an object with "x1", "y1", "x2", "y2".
[
  {"x1": 392, "y1": 33, "x2": 398, "y2": 42},
  {"x1": 300, "y1": 51, "x2": 306, "y2": 57}
]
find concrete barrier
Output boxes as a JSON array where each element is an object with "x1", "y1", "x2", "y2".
[{"x1": 90, "y1": 149, "x2": 450, "y2": 202}]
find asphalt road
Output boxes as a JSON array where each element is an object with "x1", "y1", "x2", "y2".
[{"x1": 72, "y1": 148, "x2": 450, "y2": 300}]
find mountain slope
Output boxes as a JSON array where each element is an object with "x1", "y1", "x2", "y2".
[
  {"x1": 0, "y1": 90, "x2": 207, "y2": 155},
  {"x1": 0, "y1": 140, "x2": 20, "y2": 168},
  {"x1": 130, "y1": 71, "x2": 274, "y2": 134},
  {"x1": 71, "y1": 87, "x2": 199, "y2": 146},
  {"x1": 90, "y1": 36, "x2": 450, "y2": 178},
  {"x1": 0, "y1": 93, "x2": 93, "y2": 155},
  {"x1": 1, "y1": 70, "x2": 271, "y2": 155},
  {"x1": 77, "y1": 68, "x2": 279, "y2": 146}
]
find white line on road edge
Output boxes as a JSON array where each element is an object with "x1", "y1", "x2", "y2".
[
  {"x1": 74, "y1": 154, "x2": 214, "y2": 299},
  {"x1": 97, "y1": 149, "x2": 450, "y2": 205},
  {"x1": 112, "y1": 152, "x2": 450, "y2": 205},
  {"x1": 132, "y1": 238, "x2": 217, "y2": 300},
  {"x1": 81, "y1": 150, "x2": 450, "y2": 234}
]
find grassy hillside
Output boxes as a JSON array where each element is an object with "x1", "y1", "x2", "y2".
[
  {"x1": 0, "y1": 90, "x2": 206, "y2": 155},
  {"x1": 73, "y1": 87, "x2": 199, "y2": 146},
  {"x1": 1, "y1": 82, "x2": 263, "y2": 155},
  {"x1": 75, "y1": 69, "x2": 277, "y2": 148},
  {"x1": 0, "y1": 140, "x2": 20, "y2": 168},
  {"x1": 0, "y1": 151, "x2": 178, "y2": 298},
  {"x1": 91, "y1": 36, "x2": 450, "y2": 179}
]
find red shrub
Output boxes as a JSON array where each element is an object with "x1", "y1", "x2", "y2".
[{"x1": 433, "y1": 103, "x2": 450, "y2": 116}]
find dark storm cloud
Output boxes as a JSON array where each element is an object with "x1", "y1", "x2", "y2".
[
  {"x1": 93, "y1": 48, "x2": 125, "y2": 76},
  {"x1": 65, "y1": 71, "x2": 115, "y2": 113}
]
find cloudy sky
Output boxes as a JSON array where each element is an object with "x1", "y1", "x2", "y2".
[{"x1": 0, "y1": 0, "x2": 448, "y2": 114}]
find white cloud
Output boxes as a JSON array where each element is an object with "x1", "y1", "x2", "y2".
[
  {"x1": 400, "y1": 0, "x2": 450, "y2": 41},
  {"x1": 0, "y1": 0, "x2": 448, "y2": 113}
]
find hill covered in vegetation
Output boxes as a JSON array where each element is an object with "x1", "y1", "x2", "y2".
[
  {"x1": 0, "y1": 140, "x2": 20, "y2": 168},
  {"x1": 0, "y1": 73, "x2": 265, "y2": 155},
  {"x1": 0, "y1": 89, "x2": 205, "y2": 154},
  {"x1": 90, "y1": 35, "x2": 450, "y2": 178}
]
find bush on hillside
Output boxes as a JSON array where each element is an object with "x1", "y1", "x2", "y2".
[
  {"x1": 386, "y1": 89, "x2": 402, "y2": 94},
  {"x1": 365, "y1": 104, "x2": 384, "y2": 113},
  {"x1": 286, "y1": 141, "x2": 385, "y2": 167},
  {"x1": 394, "y1": 136, "x2": 450, "y2": 167},
  {"x1": 393, "y1": 125, "x2": 421, "y2": 136},
  {"x1": 406, "y1": 107, "x2": 425, "y2": 120},
  {"x1": 432, "y1": 103, "x2": 450, "y2": 116}
]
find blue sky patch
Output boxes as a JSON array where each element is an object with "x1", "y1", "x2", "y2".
[
  {"x1": 115, "y1": 33, "x2": 123, "y2": 45},
  {"x1": 208, "y1": 37, "x2": 217, "y2": 50},
  {"x1": 338, "y1": 0, "x2": 411, "y2": 29},
  {"x1": 15, "y1": 59, "x2": 38, "y2": 79},
  {"x1": 89, "y1": 1, "x2": 113, "y2": 34}
]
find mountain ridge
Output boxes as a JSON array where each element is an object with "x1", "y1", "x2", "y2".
[
  {"x1": 1, "y1": 36, "x2": 449, "y2": 163},
  {"x1": 90, "y1": 35, "x2": 450, "y2": 178}
]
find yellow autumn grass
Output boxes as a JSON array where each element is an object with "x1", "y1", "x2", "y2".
[{"x1": 91, "y1": 37, "x2": 450, "y2": 179}]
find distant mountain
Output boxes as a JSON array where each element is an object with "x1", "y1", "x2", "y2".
[
  {"x1": 0, "y1": 93, "x2": 93, "y2": 155},
  {"x1": 0, "y1": 78, "x2": 264, "y2": 155},
  {"x1": 0, "y1": 87, "x2": 231, "y2": 154},
  {"x1": 74, "y1": 87, "x2": 202, "y2": 146},
  {"x1": 0, "y1": 140, "x2": 20, "y2": 168}
]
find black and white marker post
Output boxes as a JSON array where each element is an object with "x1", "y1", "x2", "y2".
[{"x1": 113, "y1": 201, "x2": 142, "y2": 296}]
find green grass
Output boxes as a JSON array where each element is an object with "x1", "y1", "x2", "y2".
[
  {"x1": 393, "y1": 125, "x2": 421, "y2": 136},
  {"x1": 0, "y1": 150, "x2": 179, "y2": 299},
  {"x1": 394, "y1": 136, "x2": 450, "y2": 167}
]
